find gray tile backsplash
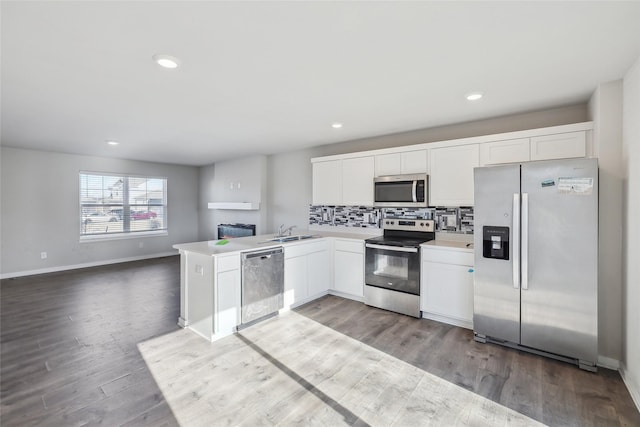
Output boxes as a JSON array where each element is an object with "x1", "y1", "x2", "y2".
[
  {"x1": 309, "y1": 205, "x2": 473, "y2": 234},
  {"x1": 309, "y1": 205, "x2": 381, "y2": 228}
]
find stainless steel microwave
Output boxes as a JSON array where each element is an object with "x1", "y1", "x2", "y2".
[{"x1": 374, "y1": 174, "x2": 429, "y2": 207}]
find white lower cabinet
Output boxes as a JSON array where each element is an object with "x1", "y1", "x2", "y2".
[
  {"x1": 216, "y1": 254, "x2": 241, "y2": 338},
  {"x1": 308, "y1": 249, "x2": 331, "y2": 297},
  {"x1": 183, "y1": 252, "x2": 240, "y2": 341},
  {"x1": 420, "y1": 245, "x2": 474, "y2": 329},
  {"x1": 185, "y1": 252, "x2": 215, "y2": 340},
  {"x1": 333, "y1": 239, "x2": 364, "y2": 299},
  {"x1": 284, "y1": 240, "x2": 331, "y2": 308}
]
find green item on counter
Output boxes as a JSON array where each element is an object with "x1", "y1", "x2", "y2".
[{"x1": 216, "y1": 239, "x2": 229, "y2": 245}]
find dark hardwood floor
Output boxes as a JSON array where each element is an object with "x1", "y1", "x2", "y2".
[
  {"x1": 1, "y1": 257, "x2": 182, "y2": 426},
  {"x1": 1, "y1": 256, "x2": 638, "y2": 426}
]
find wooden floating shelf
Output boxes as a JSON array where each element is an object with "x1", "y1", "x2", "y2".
[{"x1": 207, "y1": 202, "x2": 260, "y2": 210}]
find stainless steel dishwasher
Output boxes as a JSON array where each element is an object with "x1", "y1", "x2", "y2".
[{"x1": 241, "y1": 247, "x2": 285, "y2": 326}]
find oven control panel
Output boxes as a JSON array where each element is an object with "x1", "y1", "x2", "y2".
[{"x1": 383, "y1": 218, "x2": 434, "y2": 232}]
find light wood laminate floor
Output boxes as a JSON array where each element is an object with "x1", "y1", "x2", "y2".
[{"x1": 1, "y1": 256, "x2": 638, "y2": 426}]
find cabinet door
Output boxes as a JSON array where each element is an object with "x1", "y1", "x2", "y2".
[
  {"x1": 421, "y1": 261, "x2": 474, "y2": 326},
  {"x1": 312, "y1": 160, "x2": 342, "y2": 205},
  {"x1": 430, "y1": 144, "x2": 479, "y2": 206},
  {"x1": 342, "y1": 156, "x2": 374, "y2": 206},
  {"x1": 530, "y1": 131, "x2": 586, "y2": 161},
  {"x1": 308, "y1": 249, "x2": 331, "y2": 297},
  {"x1": 375, "y1": 153, "x2": 401, "y2": 176},
  {"x1": 480, "y1": 138, "x2": 530, "y2": 166},
  {"x1": 284, "y1": 256, "x2": 307, "y2": 308},
  {"x1": 185, "y1": 252, "x2": 214, "y2": 340},
  {"x1": 334, "y1": 251, "x2": 364, "y2": 297},
  {"x1": 217, "y1": 269, "x2": 240, "y2": 336},
  {"x1": 401, "y1": 150, "x2": 429, "y2": 174}
]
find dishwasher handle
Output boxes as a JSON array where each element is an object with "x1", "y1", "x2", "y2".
[{"x1": 242, "y1": 247, "x2": 283, "y2": 261}]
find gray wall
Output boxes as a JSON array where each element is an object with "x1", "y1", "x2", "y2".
[
  {"x1": 198, "y1": 155, "x2": 268, "y2": 240},
  {"x1": 622, "y1": 55, "x2": 640, "y2": 407},
  {"x1": 588, "y1": 81, "x2": 624, "y2": 363},
  {"x1": 0, "y1": 147, "x2": 199, "y2": 277}
]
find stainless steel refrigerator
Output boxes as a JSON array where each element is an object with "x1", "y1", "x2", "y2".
[{"x1": 473, "y1": 158, "x2": 598, "y2": 371}]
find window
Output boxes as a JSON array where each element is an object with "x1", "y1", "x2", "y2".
[{"x1": 79, "y1": 172, "x2": 167, "y2": 238}]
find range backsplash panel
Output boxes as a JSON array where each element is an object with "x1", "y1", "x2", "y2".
[{"x1": 309, "y1": 205, "x2": 473, "y2": 234}]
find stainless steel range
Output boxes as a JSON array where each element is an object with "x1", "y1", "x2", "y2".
[{"x1": 364, "y1": 218, "x2": 435, "y2": 318}]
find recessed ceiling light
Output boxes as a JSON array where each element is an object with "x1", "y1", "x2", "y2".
[
  {"x1": 153, "y1": 54, "x2": 180, "y2": 69},
  {"x1": 106, "y1": 140, "x2": 119, "y2": 146},
  {"x1": 331, "y1": 123, "x2": 343, "y2": 129},
  {"x1": 466, "y1": 92, "x2": 483, "y2": 101}
]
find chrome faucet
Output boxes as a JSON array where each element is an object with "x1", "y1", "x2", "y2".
[{"x1": 277, "y1": 224, "x2": 296, "y2": 237}]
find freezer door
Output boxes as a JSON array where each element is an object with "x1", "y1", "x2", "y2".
[
  {"x1": 520, "y1": 158, "x2": 598, "y2": 363},
  {"x1": 473, "y1": 164, "x2": 521, "y2": 343}
]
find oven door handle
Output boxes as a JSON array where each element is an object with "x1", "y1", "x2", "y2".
[{"x1": 365, "y1": 243, "x2": 419, "y2": 253}]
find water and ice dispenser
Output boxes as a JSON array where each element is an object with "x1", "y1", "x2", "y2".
[{"x1": 483, "y1": 226, "x2": 509, "y2": 260}]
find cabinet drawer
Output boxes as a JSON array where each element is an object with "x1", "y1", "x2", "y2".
[
  {"x1": 334, "y1": 239, "x2": 364, "y2": 253},
  {"x1": 421, "y1": 249, "x2": 473, "y2": 266},
  {"x1": 217, "y1": 254, "x2": 240, "y2": 272},
  {"x1": 285, "y1": 240, "x2": 328, "y2": 258}
]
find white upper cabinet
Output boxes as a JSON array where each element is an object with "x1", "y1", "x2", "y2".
[
  {"x1": 342, "y1": 156, "x2": 374, "y2": 206},
  {"x1": 375, "y1": 153, "x2": 401, "y2": 176},
  {"x1": 311, "y1": 123, "x2": 591, "y2": 208},
  {"x1": 312, "y1": 160, "x2": 342, "y2": 205},
  {"x1": 479, "y1": 138, "x2": 530, "y2": 166},
  {"x1": 375, "y1": 150, "x2": 428, "y2": 176},
  {"x1": 530, "y1": 131, "x2": 586, "y2": 161},
  {"x1": 401, "y1": 150, "x2": 429, "y2": 174},
  {"x1": 430, "y1": 144, "x2": 479, "y2": 206}
]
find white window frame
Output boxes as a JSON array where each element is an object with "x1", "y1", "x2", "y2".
[{"x1": 79, "y1": 171, "x2": 168, "y2": 242}]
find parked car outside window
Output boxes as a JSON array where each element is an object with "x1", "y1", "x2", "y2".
[
  {"x1": 83, "y1": 212, "x2": 118, "y2": 223},
  {"x1": 108, "y1": 208, "x2": 124, "y2": 220},
  {"x1": 131, "y1": 210, "x2": 158, "y2": 220}
]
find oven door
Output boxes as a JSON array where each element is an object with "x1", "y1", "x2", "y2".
[{"x1": 365, "y1": 243, "x2": 421, "y2": 295}]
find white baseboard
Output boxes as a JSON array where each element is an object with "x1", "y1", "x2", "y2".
[
  {"x1": 597, "y1": 355, "x2": 620, "y2": 370},
  {"x1": 422, "y1": 312, "x2": 473, "y2": 330},
  {"x1": 328, "y1": 289, "x2": 365, "y2": 303},
  {"x1": 620, "y1": 363, "x2": 640, "y2": 412},
  {"x1": 0, "y1": 251, "x2": 178, "y2": 279}
]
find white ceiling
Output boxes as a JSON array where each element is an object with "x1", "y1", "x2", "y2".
[{"x1": 2, "y1": 1, "x2": 640, "y2": 166}]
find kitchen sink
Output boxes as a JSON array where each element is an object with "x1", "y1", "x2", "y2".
[{"x1": 266, "y1": 234, "x2": 319, "y2": 243}]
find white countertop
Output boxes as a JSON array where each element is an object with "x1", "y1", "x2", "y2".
[
  {"x1": 422, "y1": 239, "x2": 474, "y2": 252},
  {"x1": 173, "y1": 229, "x2": 381, "y2": 257}
]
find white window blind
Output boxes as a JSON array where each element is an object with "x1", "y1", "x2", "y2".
[{"x1": 79, "y1": 172, "x2": 167, "y2": 237}]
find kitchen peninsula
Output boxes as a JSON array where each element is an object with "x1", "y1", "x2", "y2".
[{"x1": 173, "y1": 229, "x2": 378, "y2": 342}]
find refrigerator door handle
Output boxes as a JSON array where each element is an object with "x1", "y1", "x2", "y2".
[
  {"x1": 513, "y1": 193, "x2": 520, "y2": 289},
  {"x1": 522, "y1": 193, "x2": 529, "y2": 290}
]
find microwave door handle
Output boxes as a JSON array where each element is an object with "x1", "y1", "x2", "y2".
[{"x1": 412, "y1": 180, "x2": 417, "y2": 203}]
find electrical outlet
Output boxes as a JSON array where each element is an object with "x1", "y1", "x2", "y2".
[
  {"x1": 40, "y1": 252, "x2": 47, "y2": 259},
  {"x1": 229, "y1": 182, "x2": 234, "y2": 190},
  {"x1": 195, "y1": 264, "x2": 204, "y2": 275},
  {"x1": 237, "y1": 182, "x2": 241, "y2": 189}
]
